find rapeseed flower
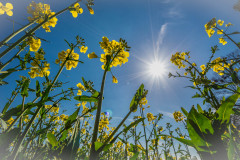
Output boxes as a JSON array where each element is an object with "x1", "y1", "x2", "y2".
[
  {"x1": 88, "y1": 52, "x2": 98, "y2": 59},
  {"x1": 0, "y1": 2, "x2": 13, "y2": 16},
  {"x1": 70, "y1": 3, "x2": 83, "y2": 18},
  {"x1": 55, "y1": 49, "x2": 79, "y2": 70}
]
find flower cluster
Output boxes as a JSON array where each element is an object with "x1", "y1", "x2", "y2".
[
  {"x1": 99, "y1": 113, "x2": 110, "y2": 132},
  {"x1": 27, "y1": 2, "x2": 58, "y2": 32},
  {"x1": 170, "y1": 52, "x2": 190, "y2": 69},
  {"x1": 0, "y1": 2, "x2": 13, "y2": 16},
  {"x1": 55, "y1": 49, "x2": 79, "y2": 70},
  {"x1": 28, "y1": 52, "x2": 50, "y2": 78},
  {"x1": 70, "y1": 3, "x2": 83, "y2": 18},
  {"x1": 27, "y1": 37, "x2": 41, "y2": 52},
  {"x1": 210, "y1": 57, "x2": 230, "y2": 76},
  {"x1": 76, "y1": 82, "x2": 86, "y2": 96},
  {"x1": 99, "y1": 37, "x2": 130, "y2": 70},
  {"x1": 139, "y1": 97, "x2": 148, "y2": 108},
  {"x1": 200, "y1": 64, "x2": 206, "y2": 74},
  {"x1": 173, "y1": 111, "x2": 184, "y2": 122},
  {"x1": 146, "y1": 113, "x2": 156, "y2": 124},
  {"x1": 205, "y1": 18, "x2": 232, "y2": 45},
  {"x1": 45, "y1": 105, "x2": 59, "y2": 113}
]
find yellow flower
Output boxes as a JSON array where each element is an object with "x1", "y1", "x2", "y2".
[
  {"x1": 173, "y1": 111, "x2": 184, "y2": 122},
  {"x1": 205, "y1": 18, "x2": 216, "y2": 37},
  {"x1": 217, "y1": 20, "x2": 224, "y2": 26},
  {"x1": 112, "y1": 76, "x2": 118, "y2": 83},
  {"x1": 206, "y1": 28, "x2": 215, "y2": 38},
  {"x1": 192, "y1": 63, "x2": 196, "y2": 66},
  {"x1": 55, "y1": 49, "x2": 79, "y2": 70},
  {"x1": 170, "y1": 52, "x2": 188, "y2": 69},
  {"x1": 225, "y1": 22, "x2": 233, "y2": 27},
  {"x1": 88, "y1": 7, "x2": 94, "y2": 15},
  {"x1": 184, "y1": 72, "x2": 188, "y2": 76},
  {"x1": 6, "y1": 117, "x2": 14, "y2": 126},
  {"x1": 139, "y1": 97, "x2": 148, "y2": 107},
  {"x1": 27, "y1": 2, "x2": 57, "y2": 32},
  {"x1": 76, "y1": 82, "x2": 86, "y2": 91},
  {"x1": 0, "y1": 2, "x2": 13, "y2": 16},
  {"x1": 217, "y1": 30, "x2": 223, "y2": 35},
  {"x1": 99, "y1": 37, "x2": 130, "y2": 70},
  {"x1": 80, "y1": 46, "x2": 88, "y2": 53},
  {"x1": 88, "y1": 52, "x2": 98, "y2": 59},
  {"x1": 77, "y1": 90, "x2": 82, "y2": 95},
  {"x1": 219, "y1": 37, "x2": 227, "y2": 45},
  {"x1": 200, "y1": 64, "x2": 206, "y2": 74},
  {"x1": 70, "y1": 3, "x2": 83, "y2": 18},
  {"x1": 28, "y1": 37, "x2": 41, "y2": 52},
  {"x1": 28, "y1": 53, "x2": 50, "y2": 79},
  {"x1": 146, "y1": 113, "x2": 156, "y2": 122}
]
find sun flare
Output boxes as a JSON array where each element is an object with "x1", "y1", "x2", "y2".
[{"x1": 148, "y1": 60, "x2": 167, "y2": 78}]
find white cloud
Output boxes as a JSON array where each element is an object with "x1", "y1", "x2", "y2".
[
  {"x1": 154, "y1": 23, "x2": 168, "y2": 55},
  {"x1": 234, "y1": 0, "x2": 240, "y2": 12}
]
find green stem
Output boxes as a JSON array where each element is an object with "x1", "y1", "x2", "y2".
[
  {"x1": 19, "y1": 96, "x2": 26, "y2": 130},
  {"x1": 0, "y1": 48, "x2": 24, "y2": 71},
  {"x1": 140, "y1": 109, "x2": 149, "y2": 160},
  {"x1": 89, "y1": 69, "x2": 108, "y2": 160},
  {"x1": 215, "y1": 26, "x2": 240, "y2": 50},
  {"x1": 102, "y1": 110, "x2": 132, "y2": 146},
  {"x1": 5, "y1": 97, "x2": 39, "y2": 133},
  {"x1": 10, "y1": 106, "x2": 42, "y2": 160},
  {"x1": 0, "y1": 20, "x2": 36, "y2": 48}
]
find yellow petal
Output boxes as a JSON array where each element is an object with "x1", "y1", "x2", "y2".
[
  {"x1": 0, "y1": 9, "x2": 4, "y2": 15},
  {"x1": 6, "y1": 3, "x2": 13, "y2": 10},
  {"x1": 6, "y1": 10, "x2": 13, "y2": 16},
  {"x1": 71, "y1": 11, "x2": 78, "y2": 18}
]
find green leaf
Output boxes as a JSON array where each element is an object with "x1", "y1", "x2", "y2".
[
  {"x1": 59, "y1": 130, "x2": 68, "y2": 142},
  {"x1": 181, "y1": 107, "x2": 189, "y2": 117},
  {"x1": 36, "y1": 80, "x2": 42, "y2": 97},
  {"x1": 130, "y1": 152, "x2": 139, "y2": 160},
  {"x1": 227, "y1": 31, "x2": 240, "y2": 36},
  {"x1": 188, "y1": 107, "x2": 214, "y2": 134},
  {"x1": 92, "y1": 91, "x2": 99, "y2": 98},
  {"x1": 95, "y1": 141, "x2": 103, "y2": 151},
  {"x1": 217, "y1": 91, "x2": 240, "y2": 124},
  {"x1": 21, "y1": 78, "x2": 30, "y2": 97},
  {"x1": 0, "y1": 119, "x2": 7, "y2": 130},
  {"x1": 186, "y1": 119, "x2": 209, "y2": 152},
  {"x1": 74, "y1": 95, "x2": 98, "y2": 102},
  {"x1": 65, "y1": 108, "x2": 80, "y2": 129},
  {"x1": 47, "y1": 132, "x2": 58, "y2": 147},
  {"x1": 2, "y1": 102, "x2": 36, "y2": 121},
  {"x1": 103, "y1": 143, "x2": 113, "y2": 151},
  {"x1": 129, "y1": 84, "x2": 145, "y2": 112},
  {"x1": 123, "y1": 118, "x2": 145, "y2": 133},
  {"x1": 192, "y1": 92, "x2": 201, "y2": 98},
  {"x1": 0, "y1": 68, "x2": 16, "y2": 80},
  {"x1": 197, "y1": 104, "x2": 203, "y2": 113}
]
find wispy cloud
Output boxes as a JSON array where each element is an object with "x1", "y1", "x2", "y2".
[
  {"x1": 158, "y1": 110, "x2": 173, "y2": 119},
  {"x1": 156, "y1": 23, "x2": 168, "y2": 50}
]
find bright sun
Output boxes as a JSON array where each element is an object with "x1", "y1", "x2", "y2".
[{"x1": 148, "y1": 60, "x2": 167, "y2": 78}]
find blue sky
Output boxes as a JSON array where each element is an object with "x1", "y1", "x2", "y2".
[{"x1": 1, "y1": 0, "x2": 240, "y2": 132}]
